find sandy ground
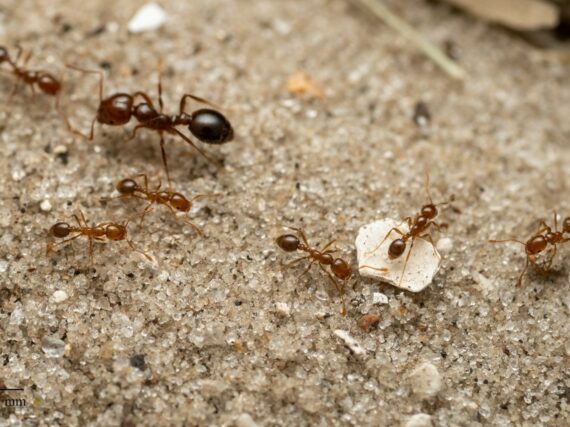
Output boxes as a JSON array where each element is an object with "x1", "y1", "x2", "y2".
[{"x1": 0, "y1": 0, "x2": 569, "y2": 426}]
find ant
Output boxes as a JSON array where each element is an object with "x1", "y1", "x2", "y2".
[
  {"x1": 0, "y1": 46, "x2": 62, "y2": 99},
  {"x1": 276, "y1": 227, "x2": 354, "y2": 316},
  {"x1": 489, "y1": 212, "x2": 570, "y2": 287},
  {"x1": 105, "y1": 174, "x2": 217, "y2": 235},
  {"x1": 361, "y1": 173, "x2": 452, "y2": 287},
  {"x1": 47, "y1": 210, "x2": 151, "y2": 263},
  {"x1": 65, "y1": 64, "x2": 233, "y2": 186}
]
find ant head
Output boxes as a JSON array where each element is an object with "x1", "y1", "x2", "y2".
[
  {"x1": 50, "y1": 222, "x2": 71, "y2": 238},
  {"x1": 0, "y1": 46, "x2": 8, "y2": 63},
  {"x1": 332, "y1": 258, "x2": 351, "y2": 280},
  {"x1": 133, "y1": 103, "x2": 158, "y2": 122},
  {"x1": 97, "y1": 94, "x2": 133, "y2": 125},
  {"x1": 526, "y1": 235, "x2": 547, "y2": 255},
  {"x1": 421, "y1": 204, "x2": 438, "y2": 219},
  {"x1": 116, "y1": 178, "x2": 138, "y2": 195},
  {"x1": 170, "y1": 193, "x2": 191, "y2": 212},
  {"x1": 189, "y1": 109, "x2": 233, "y2": 144},
  {"x1": 388, "y1": 238, "x2": 406, "y2": 259},
  {"x1": 563, "y1": 217, "x2": 570, "y2": 234},
  {"x1": 105, "y1": 224, "x2": 127, "y2": 241},
  {"x1": 276, "y1": 234, "x2": 300, "y2": 252},
  {"x1": 37, "y1": 73, "x2": 61, "y2": 96}
]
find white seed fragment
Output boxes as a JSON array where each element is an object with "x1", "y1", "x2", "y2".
[
  {"x1": 372, "y1": 292, "x2": 389, "y2": 305},
  {"x1": 436, "y1": 237, "x2": 453, "y2": 255},
  {"x1": 405, "y1": 413, "x2": 433, "y2": 427},
  {"x1": 334, "y1": 330, "x2": 365, "y2": 357},
  {"x1": 40, "y1": 200, "x2": 52, "y2": 212},
  {"x1": 52, "y1": 290, "x2": 68, "y2": 303},
  {"x1": 356, "y1": 219, "x2": 441, "y2": 292},
  {"x1": 127, "y1": 3, "x2": 167, "y2": 33},
  {"x1": 410, "y1": 362, "x2": 442, "y2": 399}
]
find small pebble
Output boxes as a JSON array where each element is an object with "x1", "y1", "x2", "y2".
[
  {"x1": 236, "y1": 413, "x2": 260, "y2": 427},
  {"x1": 436, "y1": 237, "x2": 453, "y2": 255},
  {"x1": 356, "y1": 219, "x2": 441, "y2": 292},
  {"x1": 52, "y1": 290, "x2": 68, "y2": 303},
  {"x1": 40, "y1": 200, "x2": 52, "y2": 212},
  {"x1": 273, "y1": 302, "x2": 291, "y2": 318},
  {"x1": 372, "y1": 292, "x2": 389, "y2": 305},
  {"x1": 410, "y1": 362, "x2": 442, "y2": 399},
  {"x1": 357, "y1": 314, "x2": 380, "y2": 331},
  {"x1": 41, "y1": 336, "x2": 66, "y2": 358},
  {"x1": 334, "y1": 330, "x2": 365, "y2": 357},
  {"x1": 53, "y1": 144, "x2": 68, "y2": 155},
  {"x1": 127, "y1": 3, "x2": 167, "y2": 33},
  {"x1": 405, "y1": 413, "x2": 433, "y2": 427}
]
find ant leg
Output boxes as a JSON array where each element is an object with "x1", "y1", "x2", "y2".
[
  {"x1": 126, "y1": 239, "x2": 152, "y2": 262},
  {"x1": 419, "y1": 233, "x2": 438, "y2": 257},
  {"x1": 285, "y1": 226, "x2": 310, "y2": 247},
  {"x1": 553, "y1": 211, "x2": 558, "y2": 232},
  {"x1": 365, "y1": 227, "x2": 405, "y2": 256},
  {"x1": 424, "y1": 170, "x2": 433, "y2": 204},
  {"x1": 358, "y1": 264, "x2": 389, "y2": 273},
  {"x1": 78, "y1": 210, "x2": 90, "y2": 228},
  {"x1": 297, "y1": 260, "x2": 315, "y2": 280},
  {"x1": 66, "y1": 64, "x2": 104, "y2": 102},
  {"x1": 398, "y1": 237, "x2": 416, "y2": 287},
  {"x1": 544, "y1": 244, "x2": 557, "y2": 271},
  {"x1": 179, "y1": 93, "x2": 224, "y2": 115},
  {"x1": 157, "y1": 61, "x2": 164, "y2": 113},
  {"x1": 161, "y1": 201, "x2": 203, "y2": 235},
  {"x1": 137, "y1": 203, "x2": 155, "y2": 225},
  {"x1": 516, "y1": 257, "x2": 529, "y2": 287},
  {"x1": 319, "y1": 264, "x2": 347, "y2": 317},
  {"x1": 88, "y1": 237, "x2": 95, "y2": 265},
  {"x1": 488, "y1": 238, "x2": 525, "y2": 245},
  {"x1": 8, "y1": 78, "x2": 22, "y2": 101},
  {"x1": 158, "y1": 133, "x2": 172, "y2": 189},
  {"x1": 188, "y1": 193, "x2": 221, "y2": 203},
  {"x1": 128, "y1": 124, "x2": 147, "y2": 141},
  {"x1": 172, "y1": 128, "x2": 220, "y2": 167},
  {"x1": 46, "y1": 233, "x2": 82, "y2": 255},
  {"x1": 286, "y1": 255, "x2": 309, "y2": 267},
  {"x1": 132, "y1": 91, "x2": 155, "y2": 108},
  {"x1": 321, "y1": 239, "x2": 336, "y2": 252}
]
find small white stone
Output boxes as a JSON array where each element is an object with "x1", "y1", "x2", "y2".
[
  {"x1": 236, "y1": 413, "x2": 259, "y2": 427},
  {"x1": 436, "y1": 237, "x2": 453, "y2": 255},
  {"x1": 405, "y1": 413, "x2": 433, "y2": 427},
  {"x1": 372, "y1": 292, "x2": 389, "y2": 305},
  {"x1": 334, "y1": 330, "x2": 365, "y2": 357},
  {"x1": 40, "y1": 200, "x2": 52, "y2": 212},
  {"x1": 41, "y1": 336, "x2": 66, "y2": 358},
  {"x1": 356, "y1": 219, "x2": 441, "y2": 292},
  {"x1": 52, "y1": 290, "x2": 68, "y2": 303},
  {"x1": 273, "y1": 302, "x2": 291, "y2": 318},
  {"x1": 410, "y1": 362, "x2": 442, "y2": 399},
  {"x1": 127, "y1": 3, "x2": 167, "y2": 33},
  {"x1": 53, "y1": 144, "x2": 67, "y2": 154}
]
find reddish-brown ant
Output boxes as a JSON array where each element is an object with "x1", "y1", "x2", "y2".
[
  {"x1": 362, "y1": 174, "x2": 452, "y2": 287},
  {"x1": 47, "y1": 210, "x2": 151, "y2": 263},
  {"x1": 489, "y1": 212, "x2": 570, "y2": 287},
  {"x1": 105, "y1": 174, "x2": 217, "y2": 235},
  {"x1": 65, "y1": 64, "x2": 233, "y2": 186},
  {"x1": 276, "y1": 227, "x2": 353, "y2": 316},
  {"x1": 0, "y1": 46, "x2": 62, "y2": 99}
]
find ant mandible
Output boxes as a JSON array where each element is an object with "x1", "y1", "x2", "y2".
[
  {"x1": 0, "y1": 46, "x2": 62, "y2": 99},
  {"x1": 65, "y1": 64, "x2": 234, "y2": 186},
  {"x1": 106, "y1": 174, "x2": 218, "y2": 236},
  {"x1": 47, "y1": 210, "x2": 151, "y2": 263},
  {"x1": 362, "y1": 173, "x2": 452, "y2": 287},
  {"x1": 489, "y1": 212, "x2": 570, "y2": 287},
  {"x1": 276, "y1": 227, "x2": 354, "y2": 316}
]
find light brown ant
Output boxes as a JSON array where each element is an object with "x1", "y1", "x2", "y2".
[
  {"x1": 362, "y1": 174, "x2": 452, "y2": 287},
  {"x1": 47, "y1": 210, "x2": 151, "y2": 263},
  {"x1": 276, "y1": 227, "x2": 354, "y2": 316},
  {"x1": 65, "y1": 64, "x2": 233, "y2": 186},
  {"x1": 489, "y1": 212, "x2": 570, "y2": 287},
  {"x1": 105, "y1": 174, "x2": 217, "y2": 235},
  {"x1": 0, "y1": 46, "x2": 62, "y2": 99}
]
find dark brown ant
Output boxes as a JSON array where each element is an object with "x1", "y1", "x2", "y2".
[
  {"x1": 65, "y1": 64, "x2": 233, "y2": 186},
  {"x1": 489, "y1": 212, "x2": 570, "y2": 287},
  {"x1": 0, "y1": 46, "x2": 62, "y2": 99},
  {"x1": 362, "y1": 174, "x2": 452, "y2": 287},
  {"x1": 105, "y1": 174, "x2": 218, "y2": 235},
  {"x1": 47, "y1": 210, "x2": 151, "y2": 263},
  {"x1": 276, "y1": 227, "x2": 355, "y2": 316}
]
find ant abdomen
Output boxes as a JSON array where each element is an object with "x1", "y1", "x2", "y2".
[
  {"x1": 50, "y1": 222, "x2": 71, "y2": 238},
  {"x1": 97, "y1": 94, "x2": 133, "y2": 125},
  {"x1": 332, "y1": 258, "x2": 351, "y2": 280},
  {"x1": 388, "y1": 239, "x2": 406, "y2": 259},
  {"x1": 116, "y1": 178, "x2": 138, "y2": 195},
  {"x1": 189, "y1": 109, "x2": 233, "y2": 144},
  {"x1": 276, "y1": 234, "x2": 300, "y2": 252}
]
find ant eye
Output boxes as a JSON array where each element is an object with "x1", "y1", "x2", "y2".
[{"x1": 189, "y1": 109, "x2": 233, "y2": 144}]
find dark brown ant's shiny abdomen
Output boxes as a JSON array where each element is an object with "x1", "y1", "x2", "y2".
[
  {"x1": 189, "y1": 109, "x2": 233, "y2": 144},
  {"x1": 332, "y1": 258, "x2": 351, "y2": 280},
  {"x1": 276, "y1": 234, "x2": 300, "y2": 252},
  {"x1": 388, "y1": 239, "x2": 407, "y2": 259},
  {"x1": 97, "y1": 94, "x2": 134, "y2": 125}
]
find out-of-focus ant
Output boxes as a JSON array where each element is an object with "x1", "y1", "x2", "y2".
[
  {"x1": 489, "y1": 212, "x2": 570, "y2": 287},
  {"x1": 105, "y1": 174, "x2": 217, "y2": 235},
  {"x1": 362, "y1": 173, "x2": 453, "y2": 287},
  {"x1": 47, "y1": 210, "x2": 151, "y2": 263},
  {"x1": 276, "y1": 227, "x2": 354, "y2": 316},
  {"x1": 65, "y1": 64, "x2": 233, "y2": 186},
  {"x1": 0, "y1": 46, "x2": 62, "y2": 100}
]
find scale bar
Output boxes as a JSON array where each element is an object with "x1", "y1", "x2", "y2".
[{"x1": 0, "y1": 388, "x2": 24, "y2": 391}]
